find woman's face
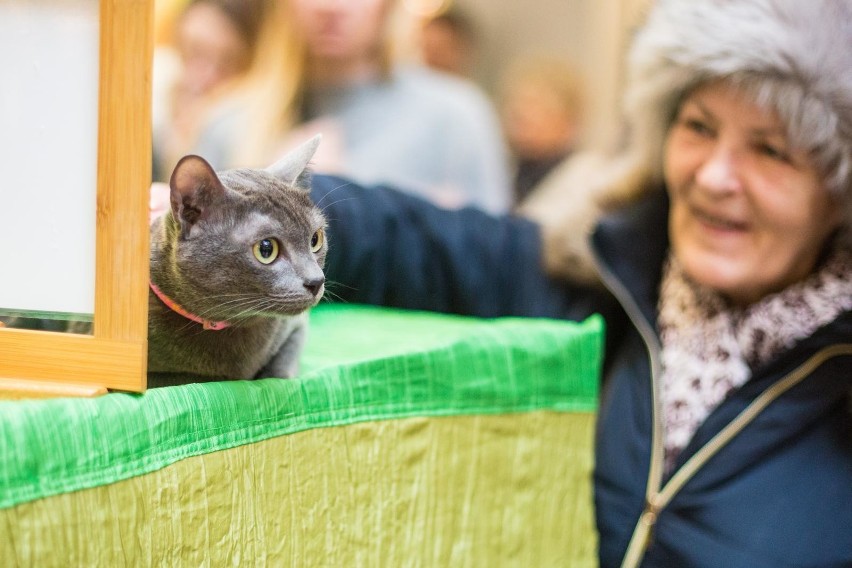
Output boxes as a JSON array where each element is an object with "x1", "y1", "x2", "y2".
[
  {"x1": 664, "y1": 81, "x2": 842, "y2": 306},
  {"x1": 177, "y1": 3, "x2": 251, "y2": 97},
  {"x1": 289, "y1": 0, "x2": 388, "y2": 63}
]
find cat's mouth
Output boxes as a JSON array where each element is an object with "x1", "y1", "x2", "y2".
[{"x1": 275, "y1": 295, "x2": 323, "y2": 315}]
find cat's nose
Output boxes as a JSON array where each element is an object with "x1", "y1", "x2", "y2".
[{"x1": 303, "y1": 276, "x2": 325, "y2": 297}]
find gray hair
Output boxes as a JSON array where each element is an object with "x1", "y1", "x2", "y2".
[{"x1": 733, "y1": 74, "x2": 850, "y2": 199}]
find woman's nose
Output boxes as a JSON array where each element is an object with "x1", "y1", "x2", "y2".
[{"x1": 695, "y1": 145, "x2": 742, "y2": 194}]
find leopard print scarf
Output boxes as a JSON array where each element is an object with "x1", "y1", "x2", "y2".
[{"x1": 657, "y1": 248, "x2": 852, "y2": 472}]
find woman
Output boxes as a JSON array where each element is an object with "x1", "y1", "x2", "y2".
[
  {"x1": 309, "y1": 0, "x2": 852, "y2": 565},
  {"x1": 498, "y1": 56, "x2": 585, "y2": 205},
  {"x1": 151, "y1": 0, "x2": 268, "y2": 182},
  {"x1": 196, "y1": 0, "x2": 511, "y2": 214}
]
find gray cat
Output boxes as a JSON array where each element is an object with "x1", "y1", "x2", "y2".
[{"x1": 147, "y1": 135, "x2": 327, "y2": 387}]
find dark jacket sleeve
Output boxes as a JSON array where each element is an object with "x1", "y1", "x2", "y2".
[{"x1": 311, "y1": 174, "x2": 607, "y2": 321}]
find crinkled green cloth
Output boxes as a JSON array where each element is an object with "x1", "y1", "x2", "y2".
[{"x1": 0, "y1": 305, "x2": 602, "y2": 565}]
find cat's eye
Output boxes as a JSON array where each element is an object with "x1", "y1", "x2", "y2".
[
  {"x1": 253, "y1": 238, "x2": 279, "y2": 264},
  {"x1": 310, "y1": 229, "x2": 325, "y2": 253}
]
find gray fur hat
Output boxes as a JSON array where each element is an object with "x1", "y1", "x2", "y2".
[
  {"x1": 624, "y1": 0, "x2": 852, "y2": 198},
  {"x1": 520, "y1": 0, "x2": 852, "y2": 283}
]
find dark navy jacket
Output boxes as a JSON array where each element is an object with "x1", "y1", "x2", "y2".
[{"x1": 312, "y1": 175, "x2": 852, "y2": 567}]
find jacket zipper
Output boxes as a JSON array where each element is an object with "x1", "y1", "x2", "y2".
[
  {"x1": 592, "y1": 250, "x2": 852, "y2": 568},
  {"x1": 592, "y1": 254, "x2": 666, "y2": 567},
  {"x1": 622, "y1": 344, "x2": 852, "y2": 568}
]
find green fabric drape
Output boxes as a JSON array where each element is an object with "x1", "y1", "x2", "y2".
[
  {"x1": 3, "y1": 411, "x2": 598, "y2": 566},
  {"x1": 1, "y1": 305, "x2": 602, "y2": 566},
  {"x1": 1, "y1": 305, "x2": 602, "y2": 510}
]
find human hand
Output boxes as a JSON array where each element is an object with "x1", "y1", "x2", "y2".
[{"x1": 150, "y1": 182, "x2": 170, "y2": 224}]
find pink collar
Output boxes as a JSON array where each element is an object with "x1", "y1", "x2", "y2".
[{"x1": 149, "y1": 282, "x2": 231, "y2": 331}]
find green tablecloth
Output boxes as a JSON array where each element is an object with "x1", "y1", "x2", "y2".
[{"x1": 1, "y1": 304, "x2": 603, "y2": 566}]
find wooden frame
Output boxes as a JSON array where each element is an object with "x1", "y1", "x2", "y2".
[{"x1": 0, "y1": 0, "x2": 152, "y2": 397}]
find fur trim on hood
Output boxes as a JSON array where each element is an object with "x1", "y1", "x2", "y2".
[{"x1": 519, "y1": 0, "x2": 852, "y2": 284}]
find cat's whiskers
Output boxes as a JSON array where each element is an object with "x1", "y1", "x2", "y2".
[
  {"x1": 183, "y1": 292, "x2": 262, "y2": 312},
  {"x1": 319, "y1": 291, "x2": 345, "y2": 304},
  {"x1": 318, "y1": 196, "x2": 358, "y2": 216},
  {"x1": 312, "y1": 181, "x2": 353, "y2": 208},
  {"x1": 228, "y1": 297, "x2": 301, "y2": 324},
  {"x1": 166, "y1": 294, "x2": 264, "y2": 327},
  {"x1": 203, "y1": 296, "x2": 270, "y2": 320},
  {"x1": 204, "y1": 292, "x2": 264, "y2": 299},
  {"x1": 190, "y1": 294, "x2": 266, "y2": 321},
  {"x1": 209, "y1": 294, "x2": 266, "y2": 308},
  {"x1": 164, "y1": 287, "x2": 321, "y2": 327},
  {"x1": 211, "y1": 292, "x2": 313, "y2": 323},
  {"x1": 214, "y1": 299, "x2": 274, "y2": 325},
  {"x1": 320, "y1": 280, "x2": 354, "y2": 304},
  {"x1": 177, "y1": 318, "x2": 204, "y2": 335},
  {"x1": 325, "y1": 279, "x2": 357, "y2": 292}
]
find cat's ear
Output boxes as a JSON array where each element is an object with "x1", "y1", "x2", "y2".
[
  {"x1": 266, "y1": 134, "x2": 322, "y2": 187},
  {"x1": 169, "y1": 155, "x2": 226, "y2": 230}
]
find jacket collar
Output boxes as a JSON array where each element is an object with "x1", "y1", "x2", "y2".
[{"x1": 591, "y1": 188, "x2": 670, "y2": 333}]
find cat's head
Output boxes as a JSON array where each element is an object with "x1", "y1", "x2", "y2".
[{"x1": 162, "y1": 135, "x2": 327, "y2": 321}]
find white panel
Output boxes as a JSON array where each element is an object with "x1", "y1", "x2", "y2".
[{"x1": 0, "y1": 0, "x2": 99, "y2": 316}]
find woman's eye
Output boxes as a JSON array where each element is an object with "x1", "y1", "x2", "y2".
[
  {"x1": 310, "y1": 229, "x2": 325, "y2": 253},
  {"x1": 683, "y1": 118, "x2": 714, "y2": 137},
  {"x1": 756, "y1": 142, "x2": 790, "y2": 163},
  {"x1": 253, "y1": 239, "x2": 279, "y2": 264}
]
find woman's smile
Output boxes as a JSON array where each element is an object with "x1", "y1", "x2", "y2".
[{"x1": 691, "y1": 204, "x2": 748, "y2": 233}]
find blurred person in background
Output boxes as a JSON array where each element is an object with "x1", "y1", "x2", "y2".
[
  {"x1": 194, "y1": 0, "x2": 511, "y2": 214},
  {"x1": 151, "y1": 0, "x2": 268, "y2": 182},
  {"x1": 498, "y1": 56, "x2": 584, "y2": 206},
  {"x1": 418, "y1": 7, "x2": 477, "y2": 78}
]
